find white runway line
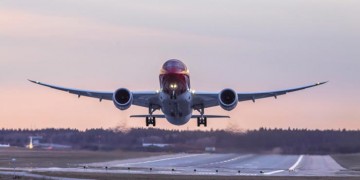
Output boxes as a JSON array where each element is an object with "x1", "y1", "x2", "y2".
[
  {"x1": 116, "y1": 154, "x2": 204, "y2": 166},
  {"x1": 289, "y1": 155, "x2": 304, "y2": 171},
  {"x1": 204, "y1": 154, "x2": 253, "y2": 166},
  {"x1": 263, "y1": 169, "x2": 285, "y2": 175},
  {"x1": 241, "y1": 173, "x2": 258, "y2": 176},
  {"x1": 264, "y1": 155, "x2": 304, "y2": 175}
]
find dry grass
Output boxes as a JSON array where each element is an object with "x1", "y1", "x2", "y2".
[
  {"x1": 0, "y1": 147, "x2": 166, "y2": 168},
  {"x1": 331, "y1": 153, "x2": 360, "y2": 171}
]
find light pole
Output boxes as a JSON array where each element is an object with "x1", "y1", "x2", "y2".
[{"x1": 11, "y1": 158, "x2": 16, "y2": 178}]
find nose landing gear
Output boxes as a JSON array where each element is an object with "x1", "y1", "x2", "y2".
[{"x1": 170, "y1": 90, "x2": 177, "y2": 100}]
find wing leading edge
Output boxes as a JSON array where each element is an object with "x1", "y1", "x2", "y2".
[
  {"x1": 27, "y1": 79, "x2": 159, "y2": 108},
  {"x1": 28, "y1": 79, "x2": 113, "y2": 101},
  {"x1": 193, "y1": 81, "x2": 328, "y2": 108},
  {"x1": 237, "y1": 81, "x2": 328, "y2": 102}
]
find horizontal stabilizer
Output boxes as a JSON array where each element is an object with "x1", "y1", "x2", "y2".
[
  {"x1": 130, "y1": 115, "x2": 230, "y2": 118},
  {"x1": 130, "y1": 115, "x2": 166, "y2": 118},
  {"x1": 191, "y1": 115, "x2": 230, "y2": 118}
]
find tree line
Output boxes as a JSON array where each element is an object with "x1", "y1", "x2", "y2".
[{"x1": 1, "y1": 127, "x2": 360, "y2": 154}]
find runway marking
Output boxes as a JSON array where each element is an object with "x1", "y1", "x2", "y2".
[
  {"x1": 115, "y1": 154, "x2": 204, "y2": 166},
  {"x1": 263, "y1": 155, "x2": 304, "y2": 175},
  {"x1": 241, "y1": 173, "x2": 258, "y2": 176},
  {"x1": 263, "y1": 170, "x2": 285, "y2": 175},
  {"x1": 289, "y1": 155, "x2": 303, "y2": 171},
  {"x1": 197, "y1": 172, "x2": 217, "y2": 175},
  {"x1": 205, "y1": 154, "x2": 253, "y2": 166}
]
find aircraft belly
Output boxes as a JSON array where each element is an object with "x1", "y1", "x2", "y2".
[{"x1": 160, "y1": 91, "x2": 192, "y2": 125}]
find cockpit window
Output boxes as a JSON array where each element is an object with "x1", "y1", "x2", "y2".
[{"x1": 159, "y1": 59, "x2": 190, "y2": 94}]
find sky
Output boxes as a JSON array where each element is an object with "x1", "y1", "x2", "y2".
[{"x1": 0, "y1": 0, "x2": 359, "y2": 131}]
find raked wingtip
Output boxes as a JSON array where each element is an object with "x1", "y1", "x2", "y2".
[
  {"x1": 316, "y1": 81, "x2": 328, "y2": 85},
  {"x1": 28, "y1": 79, "x2": 40, "y2": 84}
]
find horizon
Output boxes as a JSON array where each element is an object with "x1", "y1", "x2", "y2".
[{"x1": 1, "y1": 126, "x2": 359, "y2": 132}]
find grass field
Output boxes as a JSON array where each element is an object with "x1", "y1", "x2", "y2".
[
  {"x1": 331, "y1": 153, "x2": 360, "y2": 171},
  {"x1": 0, "y1": 147, "x2": 166, "y2": 168}
]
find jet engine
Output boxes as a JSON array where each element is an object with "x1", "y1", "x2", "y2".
[
  {"x1": 218, "y1": 88, "x2": 238, "y2": 111},
  {"x1": 113, "y1": 88, "x2": 133, "y2": 110}
]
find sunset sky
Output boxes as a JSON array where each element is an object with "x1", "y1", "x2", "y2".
[{"x1": 1, "y1": 0, "x2": 359, "y2": 130}]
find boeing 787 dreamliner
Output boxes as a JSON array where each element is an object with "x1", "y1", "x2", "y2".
[{"x1": 29, "y1": 59, "x2": 327, "y2": 127}]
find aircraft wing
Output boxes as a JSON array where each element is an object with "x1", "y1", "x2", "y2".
[
  {"x1": 28, "y1": 80, "x2": 159, "y2": 108},
  {"x1": 193, "y1": 81, "x2": 327, "y2": 108},
  {"x1": 28, "y1": 79, "x2": 113, "y2": 101},
  {"x1": 237, "y1": 81, "x2": 328, "y2": 102}
]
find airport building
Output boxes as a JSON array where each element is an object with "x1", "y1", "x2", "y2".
[
  {"x1": 26, "y1": 136, "x2": 72, "y2": 150},
  {"x1": 0, "y1": 144, "x2": 10, "y2": 148}
]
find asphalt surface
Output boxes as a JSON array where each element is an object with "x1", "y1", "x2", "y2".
[
  {"x1": 0, "y1": 170, "x2": 87, "y2": 180},
  {"x1": 85, "y1": 153, "x2": 358, "y2": 176},
  {"x1": 2, "y1": 153, "x2": 359, "y2": 177}
]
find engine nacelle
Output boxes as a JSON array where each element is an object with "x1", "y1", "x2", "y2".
[
  {"x1": 113, "y1": 88, "x2": 133, "y2": 110},
  {"x1": 218, "y1": 88, "x2": 238, "y2": 111}
]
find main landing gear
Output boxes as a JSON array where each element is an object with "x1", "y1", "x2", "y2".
[
  {"x1": 195, "y1": 105, "x2": 207, "y2": 127},
  {"x1": 146, "y1": 116, "x2": 156, "y2": 127},
  {"x1": 197, "y1": 116, "x2": 207, "y2": 127},
  {"x1": 145, "y1": 105, "x2": 159, "y2": 127}
]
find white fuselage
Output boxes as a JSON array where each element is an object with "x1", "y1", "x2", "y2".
[{"x1": 160, "y1": 91, "x2": 193, "y2": 125}]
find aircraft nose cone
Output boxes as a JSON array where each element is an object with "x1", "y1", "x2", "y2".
[{"x1": 161, "y1": 59, "x2": 188, "y2": 74}]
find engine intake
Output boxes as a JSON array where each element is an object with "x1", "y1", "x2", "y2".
[
  {"x1": 113, "y1": 88, "x2": 133, "y2": 110},
  {"x1": 218, "y1": 88, "x2": 238, "y2": 111}
]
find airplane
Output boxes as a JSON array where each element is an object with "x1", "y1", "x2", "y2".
[{"x1": 29, "y1": 59, "x2": 327, "y2": 127}]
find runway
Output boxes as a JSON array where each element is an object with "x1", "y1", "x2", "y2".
[
  {"x1": 2, "y1": 153, "x2": 359, "y2": 178},
  {"x1": 85, "y1": 153, "x2": 357, "y2": 176}
]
